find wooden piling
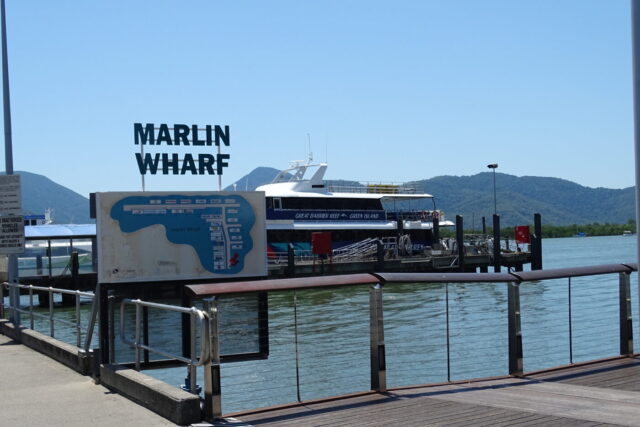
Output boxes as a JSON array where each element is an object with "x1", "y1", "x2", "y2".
[
  {"x1": 493, "y1": 214, "x2": 501, "y2": 273},
  {"x1": 456, "y1": 215, "x2": 465, "y2": 272}
]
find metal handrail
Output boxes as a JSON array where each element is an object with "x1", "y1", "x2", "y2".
[
  {"x1": 0, "y1": 282, "x2": 96, "y2": 350},
  {"x1": 187, "y1": 263, "x2": 638, "y2": 296},
  {"x1": 185, "y1": 263, "x2": 638, "y2": 420},
  {"x1": 119, "y1": 298, "x2": 210, "y2": 394}
]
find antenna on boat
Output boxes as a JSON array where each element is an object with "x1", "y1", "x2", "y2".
[{"x1": 307, "y1": 133, "x2": 313, "y2": 164}]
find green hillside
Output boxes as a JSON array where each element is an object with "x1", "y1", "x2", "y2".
[{"x1": 410, "y1": 173, "x2": 635, "y2": 226}]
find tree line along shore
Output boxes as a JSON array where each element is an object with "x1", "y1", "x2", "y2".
[{"x1": 440, "y1": 221, "x2": 636, "y2": 239}]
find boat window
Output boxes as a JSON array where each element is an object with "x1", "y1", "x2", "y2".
[
  {"x1": 273, "y1": 198, "x2": 282, "y2": 209},
  {"x1": 280, "y1": 197, "x2": 383, "y2": 210}
]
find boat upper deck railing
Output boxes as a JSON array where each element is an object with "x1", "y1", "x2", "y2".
[{"x1": 326, "y1": 182, "x2": 421, "y2": 195}]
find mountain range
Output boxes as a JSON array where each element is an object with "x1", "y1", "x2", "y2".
[
  {"x1": 10, "y1": 171, "x2": 92, "y2": 224},
  {"x1": 7, "y1": 168, "x2": 635, "y2": 227}
]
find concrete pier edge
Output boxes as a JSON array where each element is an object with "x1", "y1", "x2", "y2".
[{"x1": 100, "y1": 364, "x2": 201, "y2": 426}]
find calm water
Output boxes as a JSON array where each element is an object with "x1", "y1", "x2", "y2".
[{"x1": 6, "y1": 235, "x2": 638, "y2": 414}]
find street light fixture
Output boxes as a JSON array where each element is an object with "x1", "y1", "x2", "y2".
[{"x1": 487, "y1": 163, "x2": 498, "y2": 216}]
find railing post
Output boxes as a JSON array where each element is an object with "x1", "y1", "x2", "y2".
[
  {"x1": 134, "y1": 301, "x2": 142, "y2": 371},
  {"x1": 189, "y1": 311, "x2": 198, "y2": 394},
  {"x1": 28, "y1": 285, "x2": 34, "y2": 329},
  {"x1": 75, "y1": 291, "x2": 81, "y2": 348},
  {"x1": 619, "y1": 272, "x2": 634, "y2": 356},
  {"x1": 49, "y1": 287, "x2": 54, "y2": 337},
  {"x1": 507, "y1": 282, "x2": 523, "y2": 376},
  {"x1": 369, "y1": 283, "x2": 386, "y2": 392},
  {"x1": 203, "y1": 297, "x2": 222, "y2": 420},
  {"x1": 0, "y1": 282, "x2": 4, "y2": 319}
]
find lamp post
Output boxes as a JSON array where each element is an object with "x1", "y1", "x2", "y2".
[
  {"x1": 487, "y1": 164, "x2": 498, "y2": 216},
  {"x1": 1, "y1": 0, "x2": 19, "y2": 326}
]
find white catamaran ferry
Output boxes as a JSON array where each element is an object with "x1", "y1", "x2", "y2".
[{"x1": 256, "y1": 160, "x2": 454, "y2": 259}]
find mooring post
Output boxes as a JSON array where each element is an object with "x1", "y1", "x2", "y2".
[
  {"x1": 532, "y1": 213, "x2": 543, "y2": 270},
  {"x1": 203, "y1": 297, "x2": 222, "y2": 420},
  {"x1": 456, "y1": 215, "x2": 465, "y2": 272},
  {"x1": 62, "y1": 251, "x2": 80, "y2": 306},
  {"x1": 369, "y1": 283, "x2": 386, "y2": 392},
  {"x1": 482, "y1": 216, "x2": 486, "y2": 235},
  {"x1": 286, "y1": 243, "x2": 295, "y2": 277},
  {"x1": 507, "y1": 282, "x2": 523, "y2": 376},
  {"x1": 376, "y1": 240, "x2": 384, "y2": 272},
  {"x1": 36, "y1": 255, "x2": 43, "y2": 276},
  {"x1": 493, "y1": 214, "x2": 501, "y2": 272},
  {"x1": 619, "y1": 272, "x2": 634, "y2": 356},
  {"x1": 433, "y1": 214, "x2": 440, "y2": 244}
]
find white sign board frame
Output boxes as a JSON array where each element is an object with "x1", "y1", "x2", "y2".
[{"x1": 96, "y1": 191, "x2": 267, "y2": 283}]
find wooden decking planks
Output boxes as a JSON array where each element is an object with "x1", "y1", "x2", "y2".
[{"x1": 234, "y1": 357, "x2": 640, "y2": 426}]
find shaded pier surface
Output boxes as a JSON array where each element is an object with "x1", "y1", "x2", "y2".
[
  {"x1": 0, "y1": 334, "x2": 176, "y2": 426},
  {"x1": 235, "y1": 357, "x2": 640, "y2": 426}
]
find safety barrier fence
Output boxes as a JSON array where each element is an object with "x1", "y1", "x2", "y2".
[
  {"x1": 181, "y1": 263, "x2": 636, "y2": 419},
  {"x1": 0, "y1": 282, "x2": 96, "y2": 351},
  {"x1": 3, "y1": 264, "x2": 636, "y2": 422},
  {"x1": 119, "y1": 298, "x2": 210, "y2": 395}
]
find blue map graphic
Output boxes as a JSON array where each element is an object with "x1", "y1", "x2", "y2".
[{"x1": 110, "y1": 194, "x2": 255, "y2": 274}]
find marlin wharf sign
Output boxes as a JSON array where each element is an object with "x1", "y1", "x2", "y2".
[{"x1": 134, "y1": 123, "x2": 230, "y2": 175}]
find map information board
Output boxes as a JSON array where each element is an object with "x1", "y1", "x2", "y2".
[{"x1": 96, "y1": 191, "x2": 266, "y2": 283}]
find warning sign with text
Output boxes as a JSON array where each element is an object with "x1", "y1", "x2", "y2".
[{"x1": 0, "y1": 215, "x2": 24, "y2": 254}]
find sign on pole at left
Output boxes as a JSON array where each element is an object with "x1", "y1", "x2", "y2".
[
  {"x1": 0, "y1": 174, "x2": 21, "y2": 214},
  {"x1": 0, "y1": 174, "x2": 24, "y2": 254}
]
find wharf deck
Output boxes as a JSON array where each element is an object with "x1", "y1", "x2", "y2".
[
  {"x1": 233, "y1": 357, "x2": 640, "y2": 426},
  {"x1": 0, "y1": 334, "x2": 176, "y2": 426}
]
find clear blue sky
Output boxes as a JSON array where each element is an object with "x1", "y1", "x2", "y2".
[{"x1": 1, "y1": 1, "x2": 634, "y2": 198}]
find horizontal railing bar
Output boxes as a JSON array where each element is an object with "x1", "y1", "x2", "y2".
[
  {"x1": 512, "y1": 264, "x2": 637, "y2": 281},
  {"x1": 1, "y1": 282, "x2": 94, "y2": 298},
  {"x1": 376, "y1": 272, "x2": 516, "y2": 283},
  {"x1": 121, "y1": 298, "x2": 200, "y2": 315},
  {"x1": 187, "y1": 273, "x2": 379, "y2": 296},
  {"x1": 187, "y1": 264, "x2": 638, "y2": 296}
]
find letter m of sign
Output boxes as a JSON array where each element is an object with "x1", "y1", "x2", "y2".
[{"x1": 134, "y1": 123, "x2": 155, "y2": 145}]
